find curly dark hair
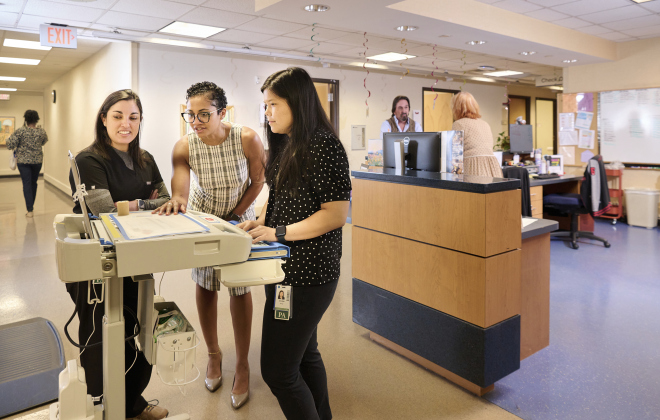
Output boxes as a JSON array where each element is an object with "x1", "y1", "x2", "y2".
[
  {"x1": 24, "y1": 110, "x2": 40, "y2": 125},
  {"x1": 185, "y1": 81, "x2": 227, "y2": 111}
]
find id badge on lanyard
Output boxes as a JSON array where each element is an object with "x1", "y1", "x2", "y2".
[{"x1": 274, "y1": 285, "x2": 292, "y2": 320}]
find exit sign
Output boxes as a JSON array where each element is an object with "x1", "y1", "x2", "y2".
[
  {"x1": 0, "y1": 94, "x2": 9, "y2": 100},
  {"x1": 40, "y1": 24, "x2": 77, "y2": 49}
]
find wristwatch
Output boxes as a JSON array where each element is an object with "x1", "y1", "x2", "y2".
[
  {"x1": 228, "y1": 212, "x2": 241, "y2": 222},
  {"x1": 275, "y1": 225, "x2": 287, "y2": 242},
  {"x1": 137, "y1": 199, "x2": 145, "y2": 210}
]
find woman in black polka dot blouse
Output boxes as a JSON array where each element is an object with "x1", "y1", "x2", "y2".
[{"x1": 238, "y1": 67, "x2": 351, "y2": 420}]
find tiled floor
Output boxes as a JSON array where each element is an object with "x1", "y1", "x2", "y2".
[
  {"x1": 3, "y1": 176, "x2": 659, "y2": 420},
  {"x1": 1, "y1": 176, "x2": 516, "y2": 420},
  {"x1": 485, "y1": 219, "x2": 660, "y2": 420}
]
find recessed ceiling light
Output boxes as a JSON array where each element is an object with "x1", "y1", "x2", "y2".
[
  {"x1": 0, "y1": 76, "x2": 26, "y2": 81},
  {"x1": 3, "y1": 39, "x2": 52, "y2": 51},
  {"x1": 0, "y1": 88, "x2": 17, "y2": 91},
  {"x1": 466, "y1": 40, "x2": 486, "y2": 45},
  {"x1": 631, "y1": 0, "x2": 653, "y2": 3},
  {"x1": 478, "y1": 65, "x2": 496, "y2": 71},
  {"x1": 366, "y1": 52, "x2": 416, "y2": 62},
  {"x1": 519, "y1": 51, "x2": 536, "y2": 56},
  {"x1": 304, "y1": 4, "x2": 329, "y2": 12},
  {"x1": 563, "y1": 59, "x2": 578, "y2": 63},
  {"x1": 483, "y1": 70, "x2": 524, "y2": 77},
  {"x1": 395, "y1": 26, "x2": 418, "y2": 31},
  {"x1": 0, "y1": 57, "x2": 40, "y2": 65},
  {"x1": 471, "y1": 77, "x2": 495, "y2": 83},
  {"x1": 159, "y1": 22, "x2": 226, "y2": 38}
]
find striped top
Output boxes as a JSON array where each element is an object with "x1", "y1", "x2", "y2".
[{"x1": 187, "y1": 123, "x2": 255, "y2": 222}]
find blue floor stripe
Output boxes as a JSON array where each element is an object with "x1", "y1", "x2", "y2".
[{"x1": 484, "y1": 220, "x2": 660, "y2": 420}]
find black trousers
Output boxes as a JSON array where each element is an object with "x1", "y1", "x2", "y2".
[
  {"x1": 66, "y1": 278, "x2": 152, "y2": 418},
  {"x1": 17, "y1": 163, "x2": 41, "y2": 212},
  {"x1": 261, "y1": 280, "x2": 338, "y2": 420}
]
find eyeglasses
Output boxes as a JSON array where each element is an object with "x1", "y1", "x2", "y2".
[{"x1": 181, "y1": 108, "x2": 219, "y2": 123}]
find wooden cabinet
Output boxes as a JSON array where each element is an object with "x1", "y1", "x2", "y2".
[{"x1": 530, "y1": 186, "x2": 543, "y2": 219}]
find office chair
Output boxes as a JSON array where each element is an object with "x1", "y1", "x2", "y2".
[
  {"x1": 543, "y1": 155, "x2": 611, "y2": 250},
  {"x1": 502, "y1": 166, "x2": 531, "y2": 217}
]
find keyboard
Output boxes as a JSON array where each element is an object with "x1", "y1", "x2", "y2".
[{"x1": 535, "y1": 173, "x2": 560, "y2": 179}]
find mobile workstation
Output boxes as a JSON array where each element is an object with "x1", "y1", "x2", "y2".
[{"x1": 351, "y1": 168, "x2": 557, "y2": 395}]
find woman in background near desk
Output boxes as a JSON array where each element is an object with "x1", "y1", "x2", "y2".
[
  {"x1": 239, "y1": 67, "x2": 351, "y2": 420},
  {"x1": 451, "y1": 92, "x2": 503, "y2": 178},
  {"x1": 67, "y1": 89, "x2": 171, "y2": 420}
]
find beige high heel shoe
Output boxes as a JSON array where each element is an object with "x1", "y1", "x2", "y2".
[
  {"x1": 204, "y1": 349, "x2": 222, "y2": 392},
  {"x1": 230, "y1": 368, "x2": 250, "y2": 409}
]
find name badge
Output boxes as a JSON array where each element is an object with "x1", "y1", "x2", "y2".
[{"x1": 274, "y1": 285, "x2": 292, "y2": 320}]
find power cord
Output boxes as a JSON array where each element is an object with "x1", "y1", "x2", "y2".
[{"x1": 158, "y1": 272, "x2": 165, "y2": 296}]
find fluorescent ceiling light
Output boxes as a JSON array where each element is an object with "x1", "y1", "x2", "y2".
[
  {"x1": 466, "y1": 40, "x2": 486, "y2": 45},
  {"x1": 471, "y1": 77, "x2": 495, "y2": 82},
  {"x1": 483, "y1": 70, "x2": 524, "y2": 77},
  {"x1": 304, "y1": 4, "x2": 329, "y2": 11},
  {"x1": 548, "y1": 86, "x2": 564, "y2": 91},
  {"x1": 143, "y1": 37, "x2": 214, "y2": 50},
  {"x1": 350, "y1": 62, "x2": 387, "y2": 69},
  {"x1": 0, "y1": 57, "x2": 40, "y2": 65},
  {"x1": 519, "y1": 51, "x2": 536, "y2": 56},
  {"x1": 159, "y1": 22, "x2": 226, "y2": 38},
  {"x1": 0, "y1": 88, "x2": 17, "y2": 91},
  {"x1": 396, "y1": 26, "x2": 418, "y2": 31},
  {"x1": 0, "y1": 76, "x2": 26, "y2": 81},
  {"x1": 3, "y1": 39, "x2": 52, "y2": 51},
  {"x1": 631, "y1": 0, "x2": 653, "y2": 3},
  {"x1": 563, "y1": 59, "x2": 578, "y2": 63},
  {"x1": 366, "y1": 52, "x2": 415, "y2": 62}
]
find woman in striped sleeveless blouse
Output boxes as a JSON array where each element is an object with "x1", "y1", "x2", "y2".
[{"x1": 154, "y1": 82, "x2": 265, "y2": 409}]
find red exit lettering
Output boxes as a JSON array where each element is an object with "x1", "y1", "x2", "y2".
[{"x1": 47, "y1": 27, "x2": 75, "y2": 45}]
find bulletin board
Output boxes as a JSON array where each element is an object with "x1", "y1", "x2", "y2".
[
  {"x1": 598, "y1": 88, "x2": 660, "y2": 165},
  {"x1": 558, "y1": 93, "x2": 598, "y2": 167}
]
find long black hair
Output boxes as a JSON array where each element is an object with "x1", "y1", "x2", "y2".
[
  {"x1": 260, "y1": 67, "x2": 338, "y2": 195},
  {"x1": 87, "y1": 89, "x2": 147, "y2": 168}
]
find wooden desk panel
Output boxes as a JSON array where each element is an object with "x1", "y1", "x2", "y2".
[
  {"x1": 520, "y1": 233, "x2": 550, "y2": 360},
  {"x1": 352, "y1": 227, "x2": 521, "y2": 328},
  {"x1": 352, "y1": 178, "x2": 521, "y2": 257}
]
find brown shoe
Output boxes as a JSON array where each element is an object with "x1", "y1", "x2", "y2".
[{"x1": 129, "y1": 404, "x2": 169, "y2": 420}]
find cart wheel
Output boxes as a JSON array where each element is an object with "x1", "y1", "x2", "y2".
[
  {"x1": 571, "y1": 241, "x2": 579, "y2": 250},
  {"x1": 611, "y1": 219, "x2": 617, "y2": 225},
  {"x1": 604, "y1": 242, "x2": 611, "y2": 248}
]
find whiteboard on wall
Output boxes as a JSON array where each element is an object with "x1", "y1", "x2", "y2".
[{"x1": 599, "y1": 88, "x2": 660, "y2": 164}]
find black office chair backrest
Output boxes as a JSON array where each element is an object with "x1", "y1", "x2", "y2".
[
  {"x1": 580, "y1": 155, "x2": 611, "y2": 217},
  {"x1": 502, "y1": 166, "x2": 531, "y2": 217}
]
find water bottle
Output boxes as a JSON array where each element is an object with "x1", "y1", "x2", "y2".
[{"x1": 535, "y1": 149, "x2": 542, "y2": 167}]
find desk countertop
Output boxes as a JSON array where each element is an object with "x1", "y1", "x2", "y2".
[
  {"x1": 522, "y1": 217, "x2": 558, "y2": 240},
  {"x1": 529, "y1": 174, "x2": 582, "y2": 187},
  {"x1": 352, "y1": 168, "x2": 520, "y2": 194}
]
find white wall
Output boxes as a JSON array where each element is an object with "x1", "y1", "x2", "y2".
[
  {"x1": 0, "y1": 93, "x2": 44, "y2": 176},
  {"x1": 43, "y1": 41, "x2": 134, "y2": 193},
  {"x1": 137, "y1": 43, "x2": 507, "y2": 208}
]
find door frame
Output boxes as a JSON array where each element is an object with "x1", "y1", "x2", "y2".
[
  {"x1": 312, "y1": 78, "x2": 339, "y2": 133},
  {"x1": 507, "y1": 95, "x2": 531, "y2": 134},
  {"x1": 421, "y1": 87, "x2": 459, "y2": 131},
  {"x1": 535, "y1": 97, "x2": 557, "y2": 154}
]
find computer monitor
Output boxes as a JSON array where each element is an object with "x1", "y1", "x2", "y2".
[
  {"x1": 509, "y1": 124, "x2": 534, "y2": 154},
  {"x1": 382, "y1": 132, "x2": 441, "y2": 172}
]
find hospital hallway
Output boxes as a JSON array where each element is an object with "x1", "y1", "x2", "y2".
[{"x1": 1, "y1": 176, "x2": 517, "y2": 420}]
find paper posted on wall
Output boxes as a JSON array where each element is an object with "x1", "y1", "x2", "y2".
[{"x1": 440, "y1": 130, "x2": 464, "y2": 174}]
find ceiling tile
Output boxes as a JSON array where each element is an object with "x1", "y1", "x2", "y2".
[
  {"x1": 112, "y1": 0, "x2": 196, "y2": 20},
  {"x1": 490, "y1": 0, "x2": 543, "y2": 13},
  {"x1": 169, "y1": 0, "x2": 206, "y2": 5},
  {"x1": 474, "y1": 0, "x2": 502, "y2": 4},
  {"x1": 620, "y1": 25, "x2": 660, "y2": 38},
  {"x1": 553, "y1": 17, "x2": 592, "y2": 29},
  {"x1": 0, "y1": 12, "x2": 19, "y2": 26},
  {"x1": 331, "y1": 33, "x2": 391, "y2": 47},
  {"x1": 45, "y1": 0, "x2": 118, "y2": 10},
  {"x1": 577, "y1": 25, "x2": 614, "y2": 35},
  {"x1": 208, "y1": 29, "x2": 274, "y2": 44},
  {"x1": 405, "y1": 44, "x2": 454, "y2": 57},
  {"x1": 256, "y1": 36, "x2": 318, "y2": 50},
  {"x1": 368, "y1": 39, "x2": 424, "y2": 52},
  {"x1": 201, "y1": 0, "x2": 259, "y2": 15},
  {"x1": 579, "y1": 5, "x2": 651, "y2": 24},
  {"x1": 178, "y1": 7, "x2": 257, "y2": 28},
  {"x1": 285, "y1": 27, "x2": 352, "y2": 42},
  {"x1": 0, "y1": 0, "x2": 25, "y2": 13},
  {"x1": 336, "y1": 46, "x2": 389, "y2": 59},
  {"x1": 640, "y1": 2, "x2": 660, "y2": 13},
  {"x1": 524, "y1": 8, "x2": 569, "y2": 22},
  {"x1": 96, "y1": 11, "x2": 173, "y2": 32},
  {"x1": 294, "y1": 42, "x2": 352, "y2": 55},
  {"x1": 24, "y1": 0, "x2": 105, "y2": 21},
  {"x1": 527, "y1": 0, "x2": 574, "y2": 6},
  {"x1": 17, "y1": 14, "x2": 94, "y2": 30},
  {"x1": 597, "y1": 31, "x2": 635, "y2": 41},
  {"x1": 601, "y1": 14, "x2": 660, "y2": 31},
  {"x1": 551, "y1": 0, "x2": 631, "y2": 16},
  {"x1": 234, "y1": 18, "x2": 307, "y2": 36}
]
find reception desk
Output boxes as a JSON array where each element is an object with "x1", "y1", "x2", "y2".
[{"x1": 351, "y1": 168, "x2": 556, "y2": 395}]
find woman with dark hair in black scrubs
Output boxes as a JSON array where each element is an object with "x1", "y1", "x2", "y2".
[
  {"x1": 66, "y1": 89, "x2": 170, "y2": 420},
  {"x1": 238, "y1": 67, "x2": 351, "y2": 420}
]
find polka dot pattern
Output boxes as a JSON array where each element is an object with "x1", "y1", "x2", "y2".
[{"x1": 266, "y1": 129, "x2": 352, "y2": 286}]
